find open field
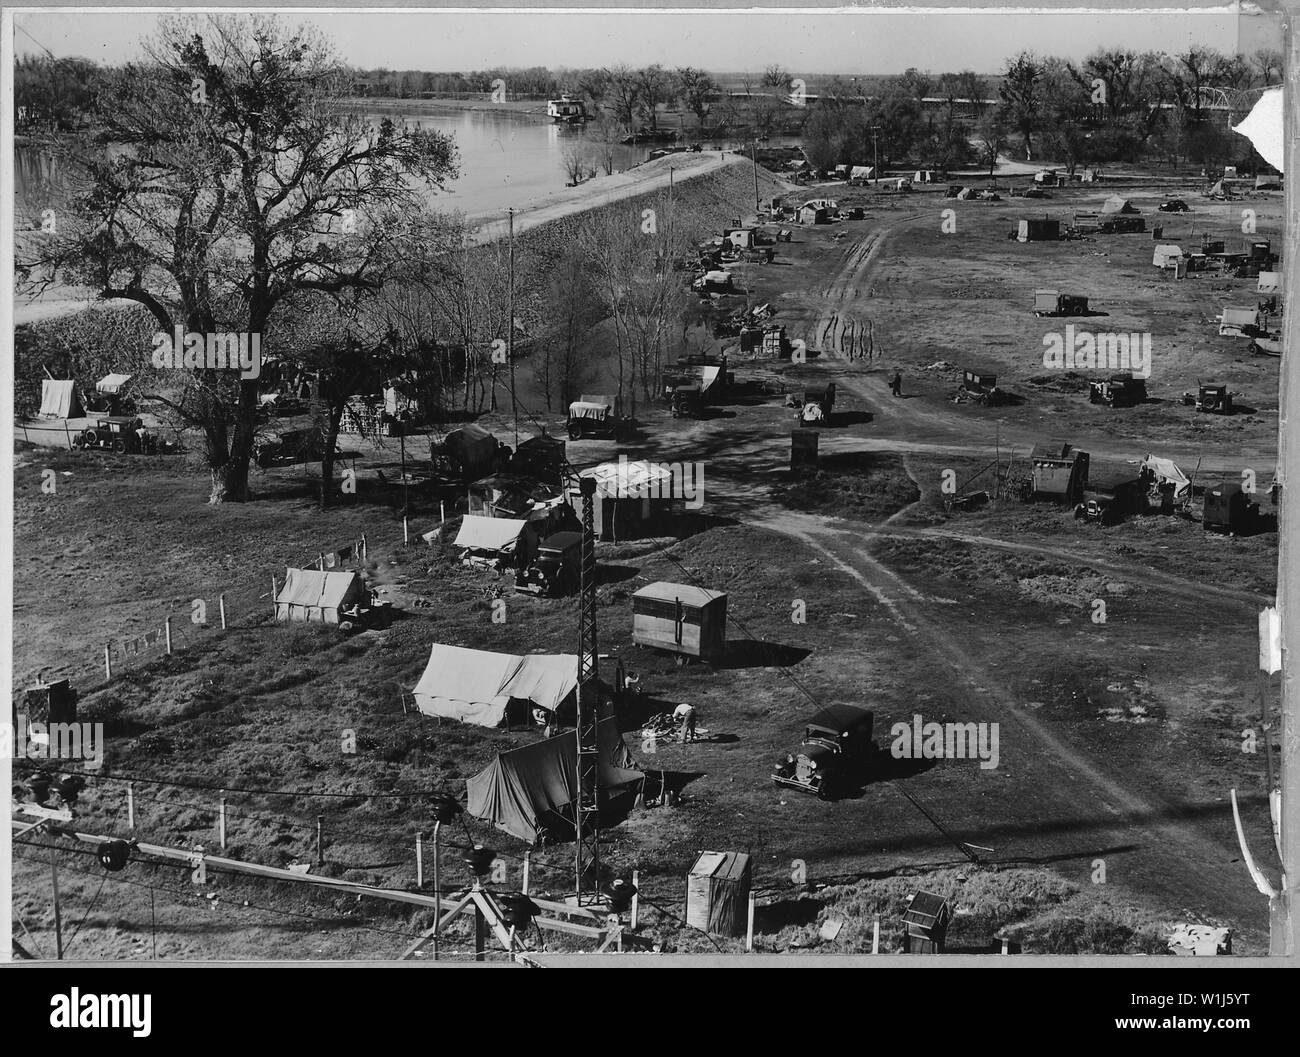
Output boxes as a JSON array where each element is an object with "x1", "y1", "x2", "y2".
[{"x1": 12, "y1": 163, "x2": 1282, "y2": 960}]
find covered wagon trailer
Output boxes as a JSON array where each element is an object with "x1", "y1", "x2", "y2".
[
  {"x1": 632, "y1": 582, "x2": 727, "y2": 665},
  {"x1": 1031, "y1": 440, "x2": 1089, "y2": 504}
]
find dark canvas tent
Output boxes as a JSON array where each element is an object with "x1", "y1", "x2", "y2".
[
  {"x1": 467, "y1": 717, "x2": 643, "y2": 843},
  {"x1": 39, "y1": 379, "x2": 82, "y2": 418}
]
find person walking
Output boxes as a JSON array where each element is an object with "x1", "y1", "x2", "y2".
[{"x1": 890, "y1": 370, "x2": 903, "y2": 397}]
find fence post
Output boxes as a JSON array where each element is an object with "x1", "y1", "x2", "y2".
[
  {"x1": 103, "y1": 644, "x2": 112, "y2": 681},
  {"x1": 219, "y1": 791, "x2": 227, "y2": 849},
  {"x1": 362, "y1": 534, "x2": 368, "y2": 559},
  {"x1": 127, "y1": 782, "x2": 135, "y2": 830},
  {"x1": 631, "y1": 869, "x2": 639, "y2": 931},
  {"x1": 403, "y1": 516, "x2": 409, "y2": 546},
  {"x1": 316, "y1": 815, "x2": 324, "y2": 864},
  {"x1": 416, "y1": 832, "x2": 424, "y2": 887},
  {"x1": 318, "y1": 553, "x2": 325, "y2": 571},
  {"x1": 522, "y1": 851, "x2": 530, "y2": 896},
  {"x1": 872, "y1": 913, "x2": 880, "y2": 954},
  {"x1": 219, "y1": 594, "x2": 227, "y2": 630},
  {"x1": 746, "y1": 892, "x2": 756, "y2": 951},
  {"x1": 164, "y1": 618, "x2": 172, "y2": 655}
]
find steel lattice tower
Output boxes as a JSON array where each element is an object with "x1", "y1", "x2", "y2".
[{"x1": 574, "y1": 475, "x2": 601, "y2": 903}]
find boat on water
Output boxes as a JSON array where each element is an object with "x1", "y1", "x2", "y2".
[{"x1": 547, "y1": 96, "x2": 587, "y2": 123}]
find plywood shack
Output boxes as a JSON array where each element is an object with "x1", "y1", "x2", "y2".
[{"x1": 632, "y1": 582, "x2": 727, "y2": 663}]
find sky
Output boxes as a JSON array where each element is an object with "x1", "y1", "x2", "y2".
[{"x1": 13, "y1": 7, "x2": 1284, "y2": 75}]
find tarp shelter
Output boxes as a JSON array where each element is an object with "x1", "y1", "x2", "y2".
[
  {"x1": 39, "y1": 379, "x2": 81, "y2": 418},
  {"x1": 1018, "y1": 218, "x2": 1060, "y2": 242},
  {"x1": 453, "y1": 515, "x2": 535, "y2": 561},
  {"x1": 1258, "y1": 271, "x2": 1281, "y2": 293},
  {"x1": 467, "y1": 716, "x2": 642, "y2": 843},
  {"x1": 1219, "y1": 306, "x2": 1262, "y2": 336},
  {"x1": 685, "y1": 851, "x2": 752, "y2": 938},
  {"x1": 572, "y1": 461, "x2": 678, "y2": 542},
  {"x1": 413, "y1": 643, "x2": 579, "y2": 728},
  {"x1": 1152, "y1": 244, "x2": 1183, "y2": 268},
  {"x1": 1102, "y1": 194, "x2": 1136, "y2": 214},
  {"x1": 275, "y1": 567, "x2": 366, "y2": 625},
  {"x1": 1207, "y1": 179, "x2": 1228, "y2": 198},
  {"x1": 1140, "y1": 454, "x2": 1191, "y2": 502},
  {"x1": 96, "y1": 373, "x2": 132, "y2": 395},
  {"x1": 444, "y1": 424, "x2": 499, "y2": 476}
]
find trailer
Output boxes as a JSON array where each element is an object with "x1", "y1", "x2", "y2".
[
  {"x1": 631, "y1": 582, "x2": 727, "y2": 665},
  {"x1": 956, "y1": 367, "x2": 1008, "y2": 406},
  {"x1": 1030, "y1": 440, "x2": 1089, "y2": 504}
]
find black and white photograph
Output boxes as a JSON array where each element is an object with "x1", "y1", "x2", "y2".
[{"x1": 2, "y1": 0, "x2": 1297, "y2": 995}]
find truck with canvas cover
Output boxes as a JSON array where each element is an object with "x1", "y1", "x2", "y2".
[
  {"x1": 799, "y1": 382, "x2": 836, "y2": 426},
  {"x1": 1030, "y1": 440, "x2": 1089, "y2": 503},
  {"x1": 1034, "y1": 290, "x2": 1089, "y2": 317},
  {"x1": 772, "y1": 705, "x2": 876, "y2": 800},
  {"x1": 567, "y1": 394, "x2": 620, "y2": 440},
  {"x1": 632, "y1": 582, "x2": 727, "y2": 665},
  {"x1": 432, "y1": 424, "x2": 504, "y2": 481},
  {"x1": 1088, "y1": 372, "x2": 1146, "y2": 408}
]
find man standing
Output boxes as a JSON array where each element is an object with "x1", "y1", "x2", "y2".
[
  {"x1": 673, "y1": 702, "x2": 697, "y2": 743},
  {"x1": 890, "y1": 371, "x2": 903, "y2": 397}
]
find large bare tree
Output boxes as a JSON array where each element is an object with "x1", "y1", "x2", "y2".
[{"x1": 20, "y1": 14, "x2": 457, "y2": 503}]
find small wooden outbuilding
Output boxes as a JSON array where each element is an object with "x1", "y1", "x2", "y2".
[{"x1": 685, "y1": 851, "x2": 752, "y2": 937}]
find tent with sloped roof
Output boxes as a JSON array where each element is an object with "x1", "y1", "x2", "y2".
[
  {"x1": 452, "y1": 515, "x2": 537, "y2": 565},
  {"x1": 412, "y1": 643, "x2": 579, "y2": 727},
  {"x1": 1101, "y1": 194, "x2": 1136, "y2": 214},
  {"x1": 274, "y1": 567, "x2": 366, "y2": 625},
  {"x1": 467, "y1": 716, "x2": 643, "y2": 843},
  {"x1": 39, "y1": 379, "x2": 81, "y2": 418}
]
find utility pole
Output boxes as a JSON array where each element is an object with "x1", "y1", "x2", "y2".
[
  {"x1": 50, "y1": 845, "x2": 63, "y2": 960},
  {"x1": 751, "y1": 139, "x2": 760, "y2": 214},
  {"x1": 575, "y1": 476, "x2": 601, "y2": 902},
  {"x1": 871, "y1": 125, "x2": 882, "y2": 184},
  {"x1": 508, "y1": 206, "x2": 518, "y2": 449}
]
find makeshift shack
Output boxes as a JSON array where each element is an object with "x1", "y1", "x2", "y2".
[
  {"x1": 452, "y1": 515, "x2": 539, "y2": 569},
  {"x1": 38, "y1": 379, "x2": 82, "y2": 419},
  {"x1": 1088, "y1": 373, "x2": 1147, "y2": 408},
  {"x1": 1018, "y1": 218, "x2": 1060, "y2": 242},
  {"x1": 903, "y1": 891, "x2": 952, "y2": 953},
  {"x1": 439, "y1": 424, "x2": 502, "y2": 480},
  {"x1": 632, "y1": 581, "x2": 727, "y2": 664},
  {"x1": 799, "y1": 205, "x2": 829, "y2": 225},
  {"x1": 274, "y1": 568, "x2": 368, "y2": 625},
  {"x1": 1203, "y1": 482, "x2": 1259, "y2": 535},
  {"x1": 1031, "y1": 440, "x2": 1089, "y2": 503},
  {"x1": 413, "y1": 643, "x2": 579, "y2": 727},
  {"x1": 571, "y1": 460, "x2": 678, "y2": 541},
  {"x1": 466, "y1": 716, "x2": 642, "y2": 843},
  {"x1": 685, "y1": 851, "x2": 752, "y2": 938},
  {"x1": 1152, "y1": 244, "x2": 1183, "y2": 269},
  {"x1": 468, "y1": 474, "x2": 561, "y2": 520},
  {"x1": 1219, "y1": 306, "x2": 1263, "y2": 337}
]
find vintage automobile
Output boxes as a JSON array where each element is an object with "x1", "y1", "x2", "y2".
[
  {"x1": 798, "y1": 383, "x2": 836, "y2": 427},
  {"x1": 566, "y1": 395, "x2": 621, "y2": 440},
  {"x1": 254, "y1": 428, "x2": 334, "y2": 468},
  {"x1": 74, "y1": 416, "x2": 157, "y2": 455},
  {"x1": 772, "y1": 705, "x2": 876, "y2": 800},
  {"x1": 1073, "y1": 496, "x2": 1121, "y2": 526},
  {"x1": 515, "y1": 531, "x2": 582, "y2": 597},
  {"x1": 1157, "y1": 199, "x2": 1190, "y2": 213}
]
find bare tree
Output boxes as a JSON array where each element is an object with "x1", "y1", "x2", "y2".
[
  {"x1": 636, "y1": 64, "x2": 674, "y2": 130},
  {"x1": 561, "y1": 143, "x2": 589, "y2": 185},
  {"x1": 762, "y1": 64, "x2": 791, "y2": 90},
  {"x1": 1251, "y1": 48, "x2": 1284, "y2": 87},
  {"x1": 676, "y1": 67, "x2": 717, "y2": 132}
]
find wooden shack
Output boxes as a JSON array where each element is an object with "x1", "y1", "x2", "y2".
[
  {"x1": 902, "y1": 890, "x2": 952, "y2": 953},
  {"x1": 632, "y1": 582, "x2": 727, "y2": 664},
  {"x1": 685, "y1": 850, "x2": 752, "y2": 937},
  {"x1": 1018, "y1": 218, "x2": 1060, "y2": 242}
]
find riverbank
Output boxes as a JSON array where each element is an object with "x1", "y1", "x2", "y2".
[{"x1": 341, "y1": 95, "x2": 551, "y2": 121}]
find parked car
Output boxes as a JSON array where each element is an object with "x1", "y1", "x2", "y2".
[
  {"x1": 254, "y1": 428, "x2": 333, "y2": 467},
  {"x1": 772, "y1": 705, "x2": 876, "y2": 800},
  {"x1": 74, "y1": 416, "x2": 157, "y2": 455},
  {"x1": 1158, "y1": 199, "x2": 1190, "y2": 213}
]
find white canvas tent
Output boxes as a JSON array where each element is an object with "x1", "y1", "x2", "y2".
[
  {"x1": 1152, "y1": 245, "x2": 1183, "y2": 268},
  {"x1": 96, "y1": 373, "x2": 132, "y2": 395},
  {"x1": 849, "y1": 165, "x2": 873, "y2": 183},
  {"x1": 39, "y1": 379, "x2": 81, "y2": 418},
  {"x1": 1102, "y1": 194, "x2": 1135, "y2": 214},
  {"x1": 1258, "y1": 271, "x2": 1281, "y2": 293},
  {"x1": 453, "y1": 515, "x2": 530, "y2": 554},
  {"x1": 412, "y1": 643, "x2": 579, "y2": 727},
  {"x1": 274, "y1": 568, "x2": 366, "y2": 625}
]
